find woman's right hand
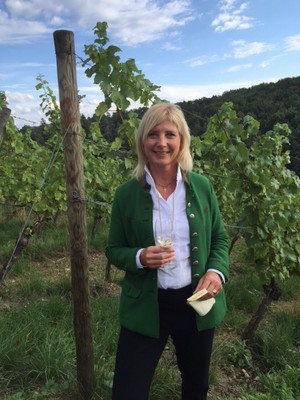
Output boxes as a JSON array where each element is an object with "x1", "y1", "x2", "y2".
[{"x1": 140, "y1": 246, "x2": 175, "y2": 269}]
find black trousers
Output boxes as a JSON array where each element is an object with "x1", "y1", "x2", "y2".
[{"x1": 112, "y1": 285, "x2": 215, "y2": 400}]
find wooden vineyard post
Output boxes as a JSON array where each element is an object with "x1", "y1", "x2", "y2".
[
  {"x1": 0, "y1": 107, "x2": 11, "y2": 146},
  {"x1": 53, "y1": 30, "x2": 94, "y2": 399}
]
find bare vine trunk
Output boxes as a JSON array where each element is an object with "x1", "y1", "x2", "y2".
[
  {"x1": 242, "y1": 278, "x2": 281, "y2": 342},
  {"x1": 0, "y1": 217, "x2": 49, "y2": 285},
  {"x1": 104, "y1": 259, "x2": 112, "y2": 282}
]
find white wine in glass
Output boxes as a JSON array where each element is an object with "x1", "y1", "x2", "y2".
[{"x1": 154, "y1": 218, "x2": 176, "y2": 269}]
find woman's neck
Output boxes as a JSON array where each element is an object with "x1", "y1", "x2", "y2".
[
  {"x1": 148, "y1": 164, "x2": 178, "y2": 185},
  {"x1": 147, "y1": 164, "x2": 178, "y2": 199}
]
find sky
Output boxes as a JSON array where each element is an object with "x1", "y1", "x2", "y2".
[{"x1": 1, "y1": 0, "x2": 300, "y2": 128}]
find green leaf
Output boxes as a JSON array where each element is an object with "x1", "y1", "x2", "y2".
[
  {"x1": 95, "y1": 102, "x2": 109, "y2": 117},
  {"x1": 111, "y1": 137, "x2": 122, "y2": 151}
]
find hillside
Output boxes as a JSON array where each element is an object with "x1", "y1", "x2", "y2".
[{"x1": 177, "y1": 76, "x2": 300, "y2": 175}]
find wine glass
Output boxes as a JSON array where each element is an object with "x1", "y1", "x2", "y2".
[{"x1": 154, "y1": 218, "x2": 176, "y2": 269}]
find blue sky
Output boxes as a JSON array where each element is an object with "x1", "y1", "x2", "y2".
[{"x1": 1, "y1": 0, "x2": 300, "y2": 128}]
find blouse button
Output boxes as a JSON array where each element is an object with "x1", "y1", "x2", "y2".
[
  {"x1": 193, "y1": 273, "x2": 200, "y2": 278},
  {"x1": 189, "y1": 213, "x2": 195, "y2": 219},
  {"x1": 192, "y1": 260, "x2": 199, "y2": 266},
  {"x1": 192, "y1": 232, "x2": 198, "y2": 237},
  {"x1": 187, "y1": 202, "x2": 191, "y2": 207},
  {"x1": 192, "y1": 247, "x2": 198, "y2": 252}
]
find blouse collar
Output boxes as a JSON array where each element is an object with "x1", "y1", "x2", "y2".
[{"x1": 144, "y1": 165, "x2": 183, "y2": 189}]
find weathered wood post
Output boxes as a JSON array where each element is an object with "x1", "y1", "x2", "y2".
[
  {"x1": 0, "y1": 107, "x2": 11, "y2": 146},
  {"x1": 53, "y1": 30, "x2": 94, "y2": 399}
]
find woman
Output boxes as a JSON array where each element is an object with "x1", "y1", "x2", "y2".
[{"x1": 105, "y1": 103, "x2": 229, "y2": 400}]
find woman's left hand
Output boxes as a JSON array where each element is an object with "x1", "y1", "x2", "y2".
[{"x1": 194, "y1": 271, "x2": 223, "y2": 299}]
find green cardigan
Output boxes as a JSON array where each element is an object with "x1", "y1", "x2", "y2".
[{"x1": 105, "y1": 171, "x2": 229, "y2": 338}]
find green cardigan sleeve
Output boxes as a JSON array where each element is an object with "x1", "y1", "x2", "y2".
[{"x1": 105, "y1": 179, "x2": 155, "y2": 273}]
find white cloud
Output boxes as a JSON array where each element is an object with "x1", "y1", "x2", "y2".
[
  {"x1": 161, "y1": 42, "x2": 182, "y2": 51},
  {"x1": 260, "y1": 55, "x2": 283, "y2": 68},
  {"x1": 184, "y1": 54, "x2": 222, "y2": 67},
  {"x1": 284, "y1": 34, "x2": 300, "y2": 51},
  {"x1": 0, "y1": 9, "x2": 50, "y2": 44},
  {"x1": 3, "y1": 62, "x2": 52, "y2": 69},
  {"x1": 5, "y1": 0, "x2": 67, "y2": 19},
  {"x1": 103, "y1": 1, "x2": 194, "y2": 45},
  {"x1": 183, "y1": 38, "x2": 275, "y2": 71},
  {"x1": 49, "y1": 16, "x2": 65, "y2": 26},
  {"x1": 231, "y1": 39, "x2": 275, "y2": 58},
  {"x1": 212, "y1": 0, "x2": 255, "y2": 32},
  {"x1": 5, "y1": 90, "x2": 44, "y2": 126},
  {"x1": 158, "y1": 80, "x2": 265, "y2": 103},
  {"x1": 224, "y1": 63, "x2": 252, "y2": 72},
  {"x1": 0, "y1": 72, "x2": 14, "y2": 80},
  {"x1": 1, "y1": 0, "x2": 194, "y2": 46}
]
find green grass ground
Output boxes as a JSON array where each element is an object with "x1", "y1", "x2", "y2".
[{"x1": 0, "y1": 215, "x2": 299, "y2": 399}]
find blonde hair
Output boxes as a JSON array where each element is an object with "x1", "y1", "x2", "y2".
[{"x1": 133, "y1": 103, "x2": 193, "y2": 180}]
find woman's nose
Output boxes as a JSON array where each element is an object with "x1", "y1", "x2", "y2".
[{"x1": 157, "y1": 134, "x2": 167, "y2": 146}]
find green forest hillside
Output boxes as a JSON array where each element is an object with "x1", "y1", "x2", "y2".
[{"x1": 177, "y1": 76, "x2": 300, "y2": 175}]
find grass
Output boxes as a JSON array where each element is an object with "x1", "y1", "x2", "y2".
[{"x1": 0, "y1": 211, "x2": 299, "y2": 399}]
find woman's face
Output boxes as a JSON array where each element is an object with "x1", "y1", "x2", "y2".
[{"x1": 144, "y1": 119, "x2": 181, "y2": 171}]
